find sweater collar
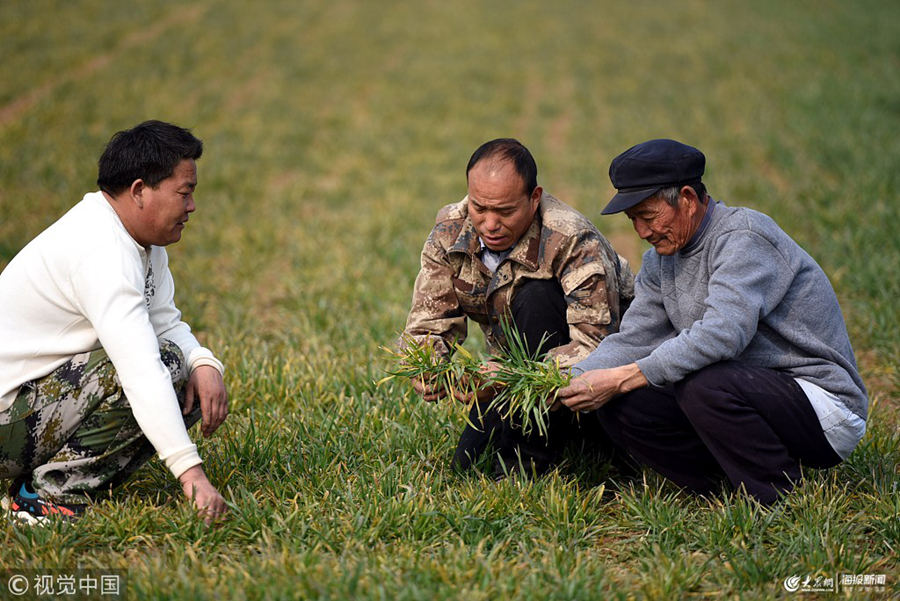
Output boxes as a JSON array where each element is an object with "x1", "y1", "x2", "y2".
[{"x1": 680, "y1": 199, "x2": 718, "y2": 255}]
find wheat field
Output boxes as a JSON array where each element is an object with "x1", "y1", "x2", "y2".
[{"x1": 1, "y1": 1, "x2": 898, "y2": 598}]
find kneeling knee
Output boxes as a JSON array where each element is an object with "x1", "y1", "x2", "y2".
[
  {"x1": 159, "y1": 340, "x2": 188, "y2": 386},
  {"x1": 677, "y1": 363, "x2": 737, "y2": 400}
]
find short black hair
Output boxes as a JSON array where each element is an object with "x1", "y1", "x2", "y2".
[
  {"x1": 466, "y1": 138, "x2": 538, "y2": 195},
  {"x1": 97, "y1": 120, "x2": 203, "y2": 195},
  {"x1": 654, "y1": 182, "x2": 708, "y2": 207}
]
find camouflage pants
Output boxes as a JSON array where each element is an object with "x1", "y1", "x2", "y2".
[{"x1": 0, "y1": 340, "x2": 200, "y2": 504}]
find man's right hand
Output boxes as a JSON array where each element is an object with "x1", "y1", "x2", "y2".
[
  {"x1": 178, "y1": 465, "x2": 227, "y2": 525},
  {"x1": 450, "y1": 360, "x2": 501, "y2": 404},
  {"x1": 412, "y1": 361, "x2": 504, "y2": 405}
]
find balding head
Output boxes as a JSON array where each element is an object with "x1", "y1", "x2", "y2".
[{"x1": 466, "y1": 138, "x2": 538, "y2": 197}]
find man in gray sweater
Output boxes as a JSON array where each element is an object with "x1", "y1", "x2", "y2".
[{"x1": 558, "y1": 139, "x2": 867, "y2": 504}]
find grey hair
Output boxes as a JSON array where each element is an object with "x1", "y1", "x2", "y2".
[{"x1": 651, "y1": 183, "x2": 708, "y2": 207}]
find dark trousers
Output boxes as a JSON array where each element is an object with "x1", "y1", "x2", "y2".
[
  {"x1": 452, "y1": 279, "x2": 615, "y2": 476},
  {"x1": 597, "y1": 361, "x2": 842, "y2": 504}
]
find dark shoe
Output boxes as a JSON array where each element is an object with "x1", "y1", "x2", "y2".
[{"x1": 3, "y1": 478, "x2": 85, "y2": 524}]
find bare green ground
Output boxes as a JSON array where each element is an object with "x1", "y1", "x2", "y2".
[{"x1": 1, "y1": 0, "x2": 898, "y2": 598}]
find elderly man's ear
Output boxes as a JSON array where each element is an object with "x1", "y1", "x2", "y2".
[{"x1": 679, "y1": 185, "x2": 702, "y2": 214}]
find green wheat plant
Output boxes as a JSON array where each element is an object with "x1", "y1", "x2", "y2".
[
  {"x1": 378, "y1": 335, "x2": 485, "y2": 402},
  {"x1": 487, "y1": 319, "x2": 573, "y2": 439}
]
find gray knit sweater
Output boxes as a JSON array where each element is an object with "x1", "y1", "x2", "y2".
[{"x1": 575, "y1": 201, "x2": 868, "y2": 420}]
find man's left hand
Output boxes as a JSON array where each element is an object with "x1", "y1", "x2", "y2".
[
  {"x1": 183, "y1": 365, "x2": 229, "y2": 437},
  {"x1": 558, "y1": 363, "x2": 648, "y2": 412}
]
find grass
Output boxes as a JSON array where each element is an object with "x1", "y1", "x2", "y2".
[{"x1": 1, "y1": 0, "x2": 899, "y2": 598}]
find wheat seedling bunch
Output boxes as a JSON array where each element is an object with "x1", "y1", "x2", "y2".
[
  {"x1": 487, "y1": 320, "x2": 573, "y2": 439},
  {"x1": 378, "y1": 335, "x2": 484, "y2": 402}
]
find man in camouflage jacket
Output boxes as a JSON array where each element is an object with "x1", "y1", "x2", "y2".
[{"x1": 402, "y1": 138, "x2": 634, "y2": 475}]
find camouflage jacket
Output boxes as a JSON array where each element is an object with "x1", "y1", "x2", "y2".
[{"x1": 402, "y1": 192, "x2": 634, "y2": 366}]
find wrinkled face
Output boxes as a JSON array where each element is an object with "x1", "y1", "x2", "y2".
[
  {"x1": 136, "y1": 159, "x2": 197, "y2": 247},
  {"x1": 624, "y1": 194, "x2": 697, "y2": 256},
  {"x1": 467, "y1": 161, "x2": 541, "y2": 251}
]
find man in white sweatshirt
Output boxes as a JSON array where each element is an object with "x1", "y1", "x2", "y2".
[{"x1": 0, "y1": 120, "x2": 227, "y2": 523}]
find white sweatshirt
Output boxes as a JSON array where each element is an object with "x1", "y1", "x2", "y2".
[{"x1": 0, "y1": 192, "x2": 224, "y2": 478}]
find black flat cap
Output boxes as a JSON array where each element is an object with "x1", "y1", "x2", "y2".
[{"x1": 602, "y1": 139, "x2": 705, "y2": 214}]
